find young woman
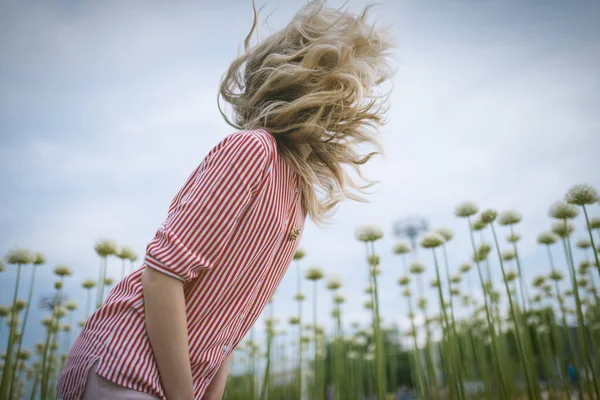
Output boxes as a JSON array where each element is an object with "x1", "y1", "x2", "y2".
[{"x1": 57, "y1": 1, "x2": 393, "y2": 399}]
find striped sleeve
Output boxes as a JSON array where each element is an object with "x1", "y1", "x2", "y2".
[{"x1": 143, "y1": 133, "x2": 270, "y2": 282}]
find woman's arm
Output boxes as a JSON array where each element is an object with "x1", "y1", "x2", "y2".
[
  {"x1": 202, "y1": 353, "x2": 233, "y2": 400},
  {"x1": 141, "y1": 266, "x2": 195, "y2": 400}
]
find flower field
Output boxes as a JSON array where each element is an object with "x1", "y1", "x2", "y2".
[{"x1": 1, "y1": 184, "x2": 600, "y2": 400}]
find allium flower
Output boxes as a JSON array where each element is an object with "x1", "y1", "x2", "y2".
[
  {"x1": 333, "y1": 293, "x2": 345, "y2": 304},
  {"x1": 0, "y1": 305, "x2": 9, "y2": 317},
  {"x1": 53, "y1": 265, "x2": 72, "y2": 277},
  {"x1": 54, "y1": 281, "x2": 63, "y2": 290},
  {"x1": 78, "y1": 320, "x2": 86, "y2": 328},
  {"x1": 537, "y1": 232, "x2": 557, "y2": 245},
  {"x1": 506, "y1": 232, "x2": 521, "y2": 243},
  {"x1": 450, "y1": 288, "x2": 460, "y2": 296},
  {"x1": 409, "y1": 260, "x2": 425, "y2": 274},
  {"x1": 17, "y1": 348, "x2": 31, "y2": 361},
  {"x1": 53, "y1": 307, "x2": 67, "y2": 319},
  {"x1": 436, "y1": 228, "x2": 454, "y2": 242},
  {"x1": 364, "y1": 285, "x2": 374, "y2": 294},
  {"x1": 33, "y1": 252, "x2": 46, "y2": 265},
  {"x1": 104, "y1": 277, "x2": 114, "y2": 285},
  {"x1": 579, "y1": 260, "x2": 590, "y2": 275},
  {"x1": 326, "y1": 274, "x2": 342, "y2": 290},
  {"x1": 549, "y1": 201, "x2": 579, "y2": 220},
  {"x1": 589, "y1": 217, "x2": 600, "y2": 230},
  {"x1": 430, "y1": 278, "x2": 440, "y2": 288},
  {"x1": 578, "y1": 278, "x2": 589, "y2": 288},
  {"x1": 498, "y1": 210, "x2": 522, "y2": 226},
  {"x1": 551, "y1": 221, "x2": 575, "y2": 238},
  {"x1": 117, "y1": 246, "x2": 137, "y2": 261},
  {"x1": 501, "y1": 249, "x2": 515, "y2": 261},
  {"x1": 459, "y1": 262, "x2": 472, "y2": 273},
  {"x1": 294, "y1": 292, "x2": 305, "y2": 301},
  {"x1": 548, "y1": 269, "x2": 563, "y2": 282},
  {"x1": 355, "y1": 225, "x2": 384, "y2": 242},
  {"x1": 65, "y1": 300, "x2": 78, "y2": 311},
  {"x1": 363, "y1": 300, "x2": 373, "y2": 310},
  {"x1": 82, "y1": 279, "x2": 96, "y2": 289},
  {"x1": 455, "y1": 201, "x2": 479, "y2": 218},
  {"x1": 12, "y1": 299, "x2": 27, "y2": 312},
  {"x1": 401, "y1": 288, "x2": 411, "y2": 297},
  {"x1": 62, "y1": 324, "x2": 72, "y2": 333},
  {"x1": 504, "y1": 270, "x2": 519, "y2": 282},
  {"x1": 565, "y1": 184, "x2": 599, "y2": 205},
  {"x1": 305, "y1": 266, "x2": 324, "y2": 281},
  {"x1": 417, "y1": 297, "x2": 428, "y2": 310},
  {"x1": 419, "y1": 232, "x2": 445, "y2": 248},
  {"x1": 368, "y1": 254, "x2": 380, "y2": 267},
  {"x1": 576, "y1": 239, "x2": 591, "y2": 249},
  {"x1": 532, "y1": 275, "x2": 546, "y2": 288},
  {"x1": 474, "y1": 242, "x2": 492, "y2": 262},
  {"x1": 472, "y1": 218, "x2": 486, "y2": 231},
  {"x1": 5, "y1": 249, "x2": 34, "y2": 265},
  {"x1": 450, "y1": 274, "x2": 461, "y2": 284},
  {"x1": 397, "y1": 275, "x2": 410, "y2": 286},
  {"x1": 95, "y1": 239, "x2": 117, "y2": 257},
  {"x1": 293, "y1": 248, "x2": 306, "y2": 260},
  {"x1": 480, "y1": 209, "x2": 498, "y2": 224},
  {"x1": 393, "y1": 240, "x2": 412, "y2": 255},
  {"x1": 347, "y1": 350, "x2": 358, "y2": 359}
]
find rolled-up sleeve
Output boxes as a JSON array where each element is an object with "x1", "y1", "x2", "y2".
[{"x1": 144, "y1": 133, "x2": 270, "y2": 282}]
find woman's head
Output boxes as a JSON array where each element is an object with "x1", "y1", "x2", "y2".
[{"x1": 219, "y1": 0, "x2": 395, "y2": 225}]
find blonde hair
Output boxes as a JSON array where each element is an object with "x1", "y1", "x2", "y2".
[{"x1": 218, "y1": 0, "x2": 395, "y2": 226}]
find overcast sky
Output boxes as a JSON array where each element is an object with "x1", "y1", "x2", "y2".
[{"x1": 1, "y1": 0, "x2": 599, "y2": 364}]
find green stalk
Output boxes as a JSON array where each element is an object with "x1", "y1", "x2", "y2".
[
  {"x1": 490, "y1": 222, "x2": 540, "y2": 399},
  {"x1": 367, "y1": 241, "x2": 386, "y2": 400},
  {"x1": 510, "y1": 226, "x2": 529, "y2": 311},
  {"x1": 563, "y1": 227, "x2": 600, "y2": 398},
  {"x1": 582, "y1": 205, "x2": 600, "y2": 281},
  {"x1": 0, "y1": 262, "x2": 23, "y2": 399},
  {"x1": 466, "y1": 218, "x2": 509, "y2": 398},
  {"x1": 97, "y1": 256, "x2": 108, "y2": 308},
  {"x1": 407, "y1": 296, "x2": 427, "y2": 399},
  {"x1": 85, "y1": 288, "x2": 92, "y2": 320},
  {"x1": 10, "y1": 264, "x2": 38, "y2": 398},
  {"x1": 296, "y1": 261, "x2": 303, "y2": 400},
  {"x1": 313, "y1": 280, "x2": 319, "y2": 400}
]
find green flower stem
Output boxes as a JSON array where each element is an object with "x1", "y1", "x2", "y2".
[
  {"x1": 10, "y1": 264, "x2": 38, "y2": 398},
  {"x1": 563, "y1": 228, "x2": 600, "y2": 398},
  {"x1": 121, "y1": 257, "x2": 126, "y2": 281},
  {"x1": 466, "y1": 218, "x2": 509, "y2": 398},
  {"x1": 366, "y1": 241, "x2": 386, "y2": 400},
  {"x1": 582, "y1": 205, "x2": 600, "y2": 281},
  {"x1": 295, "y1": 261, "x2": 303, "y2": 400},
  {"x1": 0, "y1": 262, "x2": 23, "y2": 399},
  {"x1": 97, "y1": 256, "x2": 108, "y2": 308},
  {"x1": 510, "y1": 226, "x2": 529, "y2": 311},
  {"x1": 490, "y1": 221, "x2": 540, "y2": 400},
  {"x1": 431, "y1": 248, "x2": 463, "y2": 399},
  {"x1": 312, "y1": 279, "x2": 319, "y2": 400},
  {"x1": 86, "y1": 288, "x2": 92, "y2": 320},
  {"x1": 407, "y1": 296, "x2": 427, "y2": 399}
]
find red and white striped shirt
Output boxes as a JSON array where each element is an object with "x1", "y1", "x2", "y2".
[{"x1": 57, "y1": 129, "x2": 306, "y2": 400}]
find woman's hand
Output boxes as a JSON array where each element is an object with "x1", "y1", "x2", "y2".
[
  {"x1": 142, "y1": 266, "x2": 195, "y2": 400},
  {"x1": 202, "y1": 353, "x2": 233, "y2": 400}
]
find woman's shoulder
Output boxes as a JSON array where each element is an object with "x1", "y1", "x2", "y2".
[{"x1": 209, "y1": 129, "x2": 277, "y2": 161}]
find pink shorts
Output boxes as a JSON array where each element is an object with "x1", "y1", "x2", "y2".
[{"x1": 81, "y1": 360, "x2": 159, "y2": 399}]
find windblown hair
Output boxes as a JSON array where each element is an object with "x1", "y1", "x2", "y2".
[{"x1": 218, "y1": 0, "x2": 395, "y2": 225}]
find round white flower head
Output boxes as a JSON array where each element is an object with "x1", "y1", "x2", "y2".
[
  {"x1": 551, "y1": 221, "x2": 575, "y2": 238},
  {"x1": 0, "y1": 305, "x2": 10, "y2": 317},
  {"x1": 417, "y1": 297, "x2": 428, "y2": 310},
  {"x1": 95, "y1": 239, "x2": 118, "y2": 257},
  {"x1": 62, "y1": 324, "x2": 72, "y2": 333},
  {"x1": 12, "y1": 299, "x2": 27, "y2": 312},
  {"x1": 293, "y1": 248, "x2": 306, "y2": 260},
  {"x1": 117, "y1": 246, "x2": 137, "y2": 261},
  {"x1": 6, "y1": 249, "x2": 34, "y2": 265},
  {"x1": 393, "y1": 240, "x2": 412, "y2": 255},
  {"x1": 455, "y1": 201, "x2": 479, "y2": 218},
  {"x1": 355, "y1": 225, "x2": 384, "y2": 242},
  {"x1": 333, "y1": 293, "x2": 345, "y2": 304},
  {"x1": 549, "y1": 201, "x2": 579, "y2": 220},
  {"x1": 326, "y1": 274, "x2": 343, "y2": 290},
  {"x1": 471, "y1": 218, "x2": 486, "y2": 232},
  {"x1": 54, "y1": 281, "x2": 63, "y2": 290},
  {"x1": 419, "y1": 232, "x2": 445, "y2": 249},
  {"x1": 53, "y1": 265, "x2": 72, "y2": 278},
  {"x1": 78, "y1": 320, "x2": 86, "y2": 328},
  {"x1": 459, "y1": 262, "x2": 472, "y2": 273},
  {"x1": 565, "y1": 184, "x2": 599, "y2": 206},
  {"x1": 82, "y1": 279, "x2": 96, "y2": 289},
  {"x1": 436, "y1": 228, "x2": 454, "y2": 242},
  {"x1": 504, "y1": 270, "x2": 519, "y2": 282},
  {"x1": 450, "y1": 274, "x2": 461, "y2": 284},
  {"x1": 17, "y1": 348, "x2": 31, "y2": 361},
  {"x1": 409, "y1": 260, "x2": 426, "y2": 274},
  {"x1": 363, "y1": 300, "x2": 373, "y2": 310},
  {"x1": 364, "y1": 352, "x2": 375, "y2": 361},
  {"x1": 532, "y1": 275, "x2": 546, "y2": 288},
  {"x1": 364, "y1": 285, "x2": 374, "y2": 294},
  {"x1": 64, "y1": 300, "x2": 78, "y2": 312},
  {"x1": 589, "y1": 217, "x2": 600, "y2": 230},
  {"x1": 498, "y1": 210, "x2": 522, "y2": 226},
  {"x1": 33, "y1": 253, "x2": 46, "y2": 265},
  {"x1": 537, "y1": 232, "x2": 557, "y2": 246},
  {"x1": 480, "y1": 209, "x2": 498, "y2": 224},
  {"x1": 506, "y1": 232, "x2": 521, "y2": 243},
  {"x1": 53, "y1": 307, "x2": 67, "y2": 319},
  {"x1": 397, "y1": 275, "x2": 410, "y2": 286},
  {"x1": 450, "y1": 288, "x2": 460, "y2": 297},
  {"x1": 294, "y1": 292, "x2": 305, "y2": 301},
  {"x1": 104, "y1": 277, "x2": 114, "y2": 285},
  {"x1": 501, "y1": 250, "x2": 515, "y2": 261},
  {"x1": 305, "y1": 266, "x2": 324, "y2": 281},
  {"x1": 576, "y1": 239, "x2": 591, "y2": 249},
  {"x1": 401, "y1": 287, "x2": 411, "y2": 297},
  {"x1": 288, "y1": 316, "x2": 300, "y2": 325},
  {"x1": 430, "y1": 278, "x2": 440, "y2": 288},
  {"x1": 578, "y1": 278, "x2": 588, "y2": 288},
  {"x1": 578, "y1": 261, "x2": 590, "y2": 275}
]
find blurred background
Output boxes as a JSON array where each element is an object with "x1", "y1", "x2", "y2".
[{"x1": 1, "y1": 0, "x2": 599, "y2": 397}]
